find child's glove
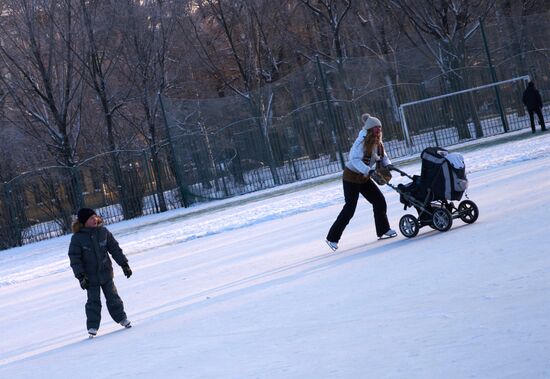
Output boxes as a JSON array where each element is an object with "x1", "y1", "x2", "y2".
[
  {"x1": 122, "y1": 263, "x2": 132, "y2": 278},
  {"x1": 77, "y1": 273, "x2": 89, "y2": 290}
]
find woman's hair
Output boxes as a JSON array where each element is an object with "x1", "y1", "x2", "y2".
[{"x1": 363, "y1": 129, "x2": 383, "y2": 155}]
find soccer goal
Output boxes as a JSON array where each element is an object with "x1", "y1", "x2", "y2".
[{"x1": 398, "y1": 75, "x2": 531, "y2": 154}]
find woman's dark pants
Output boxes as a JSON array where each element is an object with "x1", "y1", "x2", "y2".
[{"x1": 327, "y1": 179, "x2": 390, "y2": 242}]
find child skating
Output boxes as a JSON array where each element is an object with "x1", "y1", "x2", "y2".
[{"x1": 68, "y1": 208, "x2": 133, "y2": 338}]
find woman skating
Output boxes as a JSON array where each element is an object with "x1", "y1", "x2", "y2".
[{"x1": 326, "y1": 113, "x2": 396, "y2": 251}]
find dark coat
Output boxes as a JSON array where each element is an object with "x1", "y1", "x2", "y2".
[
  {"x1": 522, "y1": 85, "x2": 543, "y2": 111},
  {"x1": 68, "y1": 223, "x2": 128, "y2": 286}
]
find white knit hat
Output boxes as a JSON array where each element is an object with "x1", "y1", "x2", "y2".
[{"x1": 361, "y1": 113, "x2": 382, "y2": 132}]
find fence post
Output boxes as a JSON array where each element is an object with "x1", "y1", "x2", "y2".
[
  {"x1": 2, "y1": 182, "x2": 23, "y2": 247},
  {"x1": 315, "y1": 55, "x2": 346, "y2": 170},
  {"x1": 479, "y1": 17, "x2": 509, "y2": 133},
  {"x1": 158, "y1": 92, "x2": 190, "y2": 208},
  {"x1": 398, "y1": 105, "x2": 413, "y2": 155},
  {"x1": 142, "y1": 150, "x2": 159, "y2": 213}
]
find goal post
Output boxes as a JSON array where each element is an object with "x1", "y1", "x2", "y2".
[{"x1": 398, "y1": 75, "x2": 531, "y2": 153}]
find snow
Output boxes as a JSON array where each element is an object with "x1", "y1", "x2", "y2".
[{"x1": 1, "y1": 129, "x2": 550, "y2": 378}]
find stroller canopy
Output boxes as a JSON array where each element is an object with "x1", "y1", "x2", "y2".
[{"x1": 420, "y1": 147, "x2": 468, "y2": 201}]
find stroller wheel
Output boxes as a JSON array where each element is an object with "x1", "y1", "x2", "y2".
[
  {"x1": 432, "y1": 208, "x2": 453, "y2": 232},
  {"x1": 458, "y1": 200, "x2": 479, "y2": 224},
  {"x1": 399, "y1": 214, "x2": 419, "y2": 238}
]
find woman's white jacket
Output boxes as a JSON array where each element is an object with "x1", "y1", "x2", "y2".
[{"x1": 345, "y1": 129, "x2": 391, "y2": 175}]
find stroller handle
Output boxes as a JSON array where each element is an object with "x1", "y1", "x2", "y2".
[{"x1": 388, "y1": 166, "x2": 414, "y2": 180}]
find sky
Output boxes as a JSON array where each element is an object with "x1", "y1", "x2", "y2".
[{"x1": 0, "y1": 128, "x2": 549, "y2": 378}]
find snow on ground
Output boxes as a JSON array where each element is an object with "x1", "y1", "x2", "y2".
[{"x1": 1, "y1": 129, "x2": 550, "y2": 378}]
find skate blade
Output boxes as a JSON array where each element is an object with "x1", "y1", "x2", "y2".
[{"x1": 325, "y1": 240, "x2": 338, "y2": 252}]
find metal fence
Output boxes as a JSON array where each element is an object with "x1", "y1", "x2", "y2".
[
  {"x1": 0, "y1": 149, "x2": 182, "y2": 249},
  {"x1": 2, "y1": 13, "x2": 550, "y2": 250}
]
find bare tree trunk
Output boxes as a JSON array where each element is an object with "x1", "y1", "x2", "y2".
[
  {"x1": 78, "y1": 0, "x2": 139, "y2": 219},
  {"x1": 184, "y1": 0, "x2": 283, "y2": 184},
  {"x1": 0, "y1": 0, "x2": 84, "y2": 224}
]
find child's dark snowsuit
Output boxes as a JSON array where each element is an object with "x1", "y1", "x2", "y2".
[{"x1": 69, "y1": 223, "x2": 129, "y2": 330}]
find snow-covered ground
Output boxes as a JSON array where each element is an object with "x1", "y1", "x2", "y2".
[{"x1": 1, "y1": 129, "x2": 549, "y2": 378}]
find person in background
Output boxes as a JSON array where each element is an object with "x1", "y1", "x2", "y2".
[
  {"x1": 68, "y1": 208, "x2": 133, "y2": 337},
  {"x1": 522, "y1": 81, "x2": 547, "y2": 133},
  {"x1": 326, "y1": 113, "x2": 397, "y2": 252}
]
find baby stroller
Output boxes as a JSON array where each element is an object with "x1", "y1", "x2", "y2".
[{"x1": 374, "y1": 147, "x2": 479, "y2": 238}]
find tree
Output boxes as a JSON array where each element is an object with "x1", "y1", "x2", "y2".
[
  {"x1": 0, "y1": 123, "x2": 27, "y2": 249},
  {"x1": 77, "y1": 0, "x2": 141, "y2": 219},
  {"x1": 349, "y1": 1, "x2": 405, "y2": 131},
  {"x1": 182, "y1": 0, "x2": 293, "y2": 185},
  {"x1": 0, "y1": 0, "x2": 85, "y2": 230},
  {"x1": 118, "y1": 0, "x2": 185, "y2": 212},
  {"x1": 292, "y1": 1, "x2": 353, "y2": 161},
  {"x1": 292, "y1": 0, "x2": 354, "y2": 108},
  {"x1": 390, "y1": 0, "x2": 495, "y2": 139},
  {"x1": 296, "y1": 0, "x2": 352, "y2": 78}
]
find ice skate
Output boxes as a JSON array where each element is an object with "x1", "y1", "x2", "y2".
[
  {"x1": 120, "y1": 319, "x2": 132, "y2": 329},
  {"x1": 378, "y1": 228, "x2": 397, "y2": 240},
  {"x1": 325, "y1": 240, "x2": 338, "y2": 252},
  {"x1": 88, "y1": 328, "x2": 98, "y2": 338}
]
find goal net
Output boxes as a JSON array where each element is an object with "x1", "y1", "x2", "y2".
[{"x1": 398, "y1": 75, "x2": 531, "y2": 153}]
